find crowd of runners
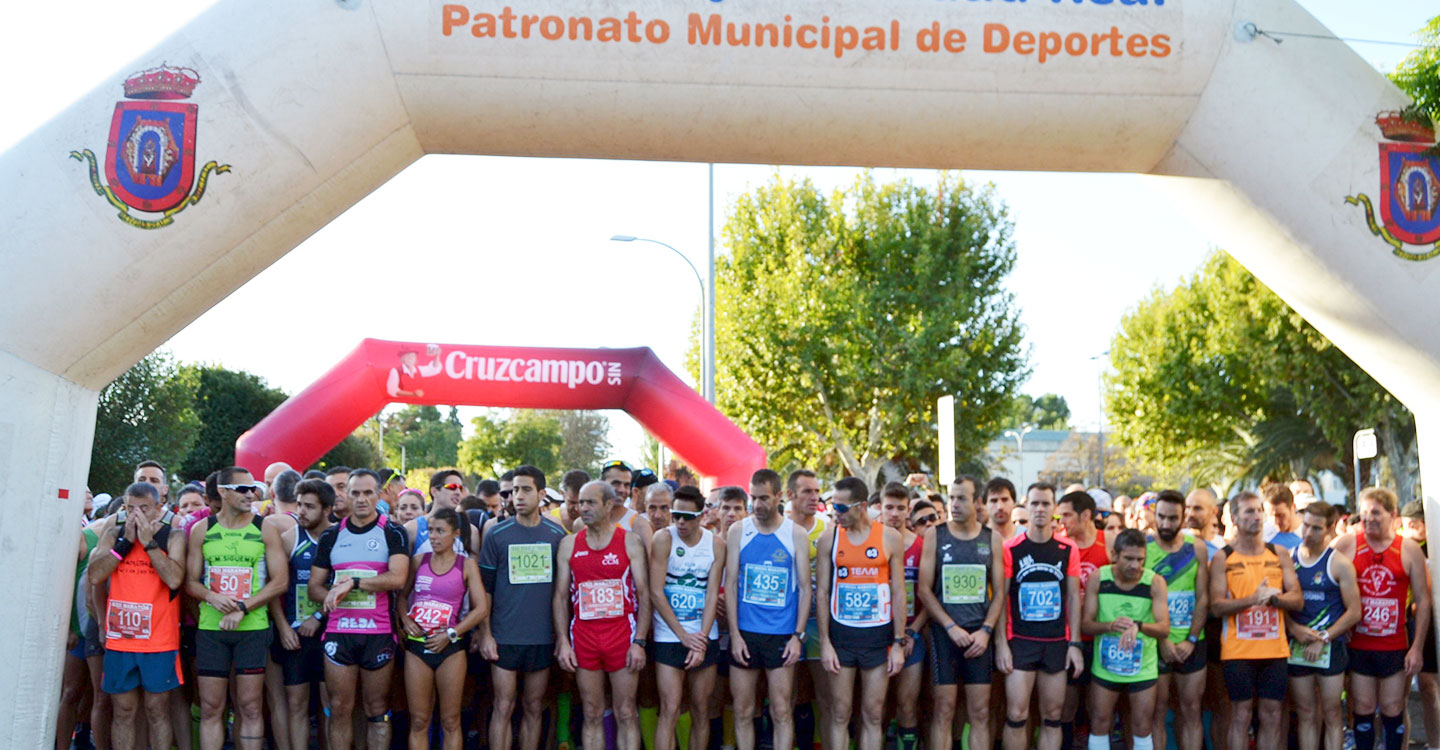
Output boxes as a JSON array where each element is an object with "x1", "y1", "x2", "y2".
[{"x1": 60, "y1": 460, "x2": 1440, "y2": 750}]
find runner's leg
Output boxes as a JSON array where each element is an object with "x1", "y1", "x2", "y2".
[
  {"x1": 87, "y1": 654, "x2": 112, "y2": 750},
  {"x1": 1003, "y1": 670, "x2": 1037, "y2": 750},
  {"x1": 576, "y1": 669, "x2": 609, "y2": 750},
  {"x1": 1227, "y1": 698, "x2": 1254, "y2": 750},
  {"x1": 929, "y1": 684, "x2": 957, "y2": 750},
  {"x1": 609, "y1": 664, "x2": 642, "y2": 750},
  {"x1": 1351, "y1": 673, "x2": 1379, "y2": 750},
  {"x1": 1130, "y1": 685, "x2": 1158, "y2": 741},
  {"x1": 1258, "y1": 698, "x2": 1286, "y2": 750},
  {"x1": 1036, "y1": 670, "x2": 1068, "y2": 750},
  {"x1": 895, "y1": 657, "x2": 922, "y2": 750},
  {"x1": 490, "y1": 665, "x2": 519, "y2": 750},
  {"x1": 1318, "y1": 674, "x2": 1346, "y2": 750},
  {"x1": 406, "y1": 654, "x2": 436, "y2": 750},
  {"x1": 856, "y1": 665, "x2": 888, "y2": 750},
  {"x1": 143, "y1": 687, "x2": 175, "y2": 750},
  {"x1": 284, "y1": 681, "x2": 310, "y2": 750},
  {"x1": 1292, "y1": 674, "x2": 1319, "y2": 750},
  {"x1": 111, "y1": 688, "x2": 141, "y2": 750},
  {"x1": 520, "y1": 668, "x2": 550, "y2": 750},
  {"x1": 656, "y1": 662, "x2": 686, "y2": 750},
  {"x1": 826, "y1": 667, "x2": 856, "y2": 750},
  {"x1": 1175, "y1": 664, "x2": 1206, "y2": 750},
  {"x1": 731, "y1": 666, "x2": 762, "y2": 750},
  {"x1": 437, "y1": 651, "x2": 467, "y2": 750},
  {"x1": 324, "y1": 661, "x2": 359, "y2": 750},
  {"x1": 197, "y1": 676, "x2": 229, "y2": 750},
  {"x1": 360, "y1": 661, "x2": 395, "y2": 750},
  {"x1": 1377, "y1": 672, "x2": 1408, "y2": 750},
  {"x1": 233, "y1": 672, "x2": 265, "y2": 750},
  {"x1": 964, "y1": 683, "x2": 991, "y2": 750},
  {"x1": 264, "y1": 657, "x2": 289, "y2": 750},
  {"x1": 766, "y1": 666, "x2": 796, "y2": 750},
  {"x1": 689, "y1": 665, "x2": 717, "y2": 750}
]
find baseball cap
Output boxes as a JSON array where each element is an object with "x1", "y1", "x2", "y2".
[
  {"x1": 633, "y1": 468, "x2": 659, "y2": 490},
  {"x1": 1087, "y1": 488, "x2": 1113, "y2": 513}
]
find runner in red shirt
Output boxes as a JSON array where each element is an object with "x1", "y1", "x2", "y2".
[
  {"x1": 1056, "y1": 490, "x2": 1110, "y2": 750},
  {"x1": 554, "y1": 481, "x2": 652, "y2": 750},
  {"x1": 1332, "y1": 487, "x2": 1429, "y2": 750}
]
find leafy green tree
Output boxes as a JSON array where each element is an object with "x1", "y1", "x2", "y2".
[
  {"x1": 177, "y1": 365, "x2": 288, "y2": 481},
  {"x1": 556, "y1": 410, "x2": 611, "y2": 476},
  {"x1": 457, "y1": 410, "x2": 563, "y2": 478},
  {"x1": 1106, "y1": 251, "x2": 1414, "y2": 503},
  {"x1": 318, "y1": 432, "x2": 383, "y2": 471},
  {"x1": 382, "y1": 405, "x2": 462, "y2": 470},
  {"x1": 88, "y1": 350, "x2": 200, "y2": 494},
  {"x1": 1003, "y1": 393, "x2": 1071, "y2": 430},
  {"x1": 702, "y1": 173, "x2": 1028, "y2": 487},
  {"x1": 1390, "y1": 15, "x2": 1440, "y2": 130}
]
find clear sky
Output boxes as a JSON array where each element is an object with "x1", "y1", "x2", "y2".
[{"x1": 3, "y1": 1, "x2": 1434, "y2": 469}]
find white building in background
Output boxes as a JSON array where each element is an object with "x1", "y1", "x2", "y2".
[{"x1": 986, "y1": 430, "x2": 1084, "y2": 490}]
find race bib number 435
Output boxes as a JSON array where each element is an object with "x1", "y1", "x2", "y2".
[{"x1": 742, "y1": 564, "x2": 790, "y2": 607}]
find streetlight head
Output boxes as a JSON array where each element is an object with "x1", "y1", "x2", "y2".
[{"x1": 610, "y1": 235, "x2": 636, "y2": 242}]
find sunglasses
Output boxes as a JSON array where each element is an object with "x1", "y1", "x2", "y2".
[
  {"x1": 671, "y1": 510, "x2": 701, "y2": 521},
  {"x1": 500, "y1": 489, "x2": 513, "y2": 499},
  {"x1": 218, "y1": 483, "x2": 263, "y2": 495},
  {"x1": 441, "y1": 483, "x2": 464, "y2": 491},
  {"x1": 912, "y1": 514, "x2": 938, "y2": 526},
  {"x1": 832, "y1": 502, "x2": 852, "y2": 515},
  {"x1": 602, "y1": 460, "x2": 632, "y2": 471}
]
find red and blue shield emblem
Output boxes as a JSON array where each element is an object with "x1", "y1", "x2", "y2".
[
  {"x1": 105, "y1": 101, "x2": 197, "y2": 213},
  {"x1": 1379, "y1": 142, "x2": 1440, "y2": 246}
]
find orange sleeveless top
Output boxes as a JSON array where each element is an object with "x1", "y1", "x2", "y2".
[
  {"x1": 1219, "y1": 543, "x2": 1288, "y2": 660},
  {"x1": 105, "y1": 527, "x2": 181, "y2": 653},
  {"x1": 830, "y1": 522, "x2": 892, "y2": 628}
]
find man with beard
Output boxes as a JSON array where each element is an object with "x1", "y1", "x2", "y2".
[
  {"x1": 985, "y1": 478, "x2": 1019, "y2": 542},
  {"x1": 1145, "y1": 490, "x2": 1209, "y2": 750},
  {"x1": 269, "y1": 479, "x2": 335, "y2": 750}
]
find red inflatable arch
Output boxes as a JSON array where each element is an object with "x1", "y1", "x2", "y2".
[{"x1": 235, "y1": 339, "x2": 766, "y2": 486}]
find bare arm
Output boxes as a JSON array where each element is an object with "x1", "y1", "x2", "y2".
[
  {"x1": 1067, "y1": 574, "x2": 1083, "y2": 643},
  {"x1": 1190, "y1": 539, "x2": 1210, "y2": 639},
  {"x1": 792, "y1": 523, "x2": 813, "y2": 636},
  {"x1": 184, "y1": 518, "x2": 212, "y2": 602},
  {"x1": 1143, "y1": 576, "x2": 1171, "y2": 640},
  {"x1": 146, "y1": 517, "x2": 187, "y2": 591},
  {"x1": 553, "y1": 536, "x2": 576, "y2": 647},
  {"x1": 1405, "y1": 538, "x2": 1431, "y2": 655},
  {"x1": 454, "y1": 557, "x2": 490, "y2": 636},
  {"x1": 815, "y1": 529, "x2": 835, "y2": 642},
  {"x1": 885, "y1": 526, "x2": 906, "y2": 641},
  {"x1": 87, "y1": 518, "x2": 120, "y2": 585},
  {"x1": 308, "y1": 564, "x2": 331, "y2": 603},
  {"x1": 699, "y1": 533, "x2": 725, "y2": 639},
  {"x1": 1208, "y1": 549, "x2": 1257, "y2": 617},
  {"x1": 1327, "y1": 553, "x2": 1363, "y2": 639},
  {"x1": 724, "y1": 524, "x2": 743, "y2": 639},
  {"x1": 359, "y1": 553, "x2": 411, "y2": 592},
  {"x1": 916, "y1": 527, "x2": 945, "y2": 623},
  {"x1": 986, "y1": 530, "x2": 1006, "y2": 632},
  {"x1": 1080, "y1": 568, "x2": 1104, "y2": 635},
  {"x1": 627, "y1": 531, "x2": 651, "y2": 639},
  {"x1": 1273, "y1": 550, "x2": 1304, "y2": 612},
  {"x1": 244, "y1": 520, "x2": 290, "y2": 609}
]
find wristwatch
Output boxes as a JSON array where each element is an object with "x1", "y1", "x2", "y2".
[
  {"x1": 905, "y1": 628, "x2": 918, "y2": 640},
  {"x1": 1186, "y1": 634, "x2": 1199, "y2": 645},
  {"x1": 236, "y1": 601, "x2": 249, "y2": 615},
  {"x1": 447, "y1": 627, "x2": 460, "y2": 644},
  {"x1": 981, "y1": 624, "x2": 995, "y2": 636},
  {"x1": 144, "y1": 539, "x2": 161, "y2": 551},
  {"x1": 1319, "y1": 629, "x2": 1330, "y2": 643},
  {"x1": 632, "y1": 638, "x2": 648, "y2": 648},
  {"x1": 793, "y1": 631, "x2": 806, "y2": 642},
  {"x1": 1068, "y1": 641, "x2": 1083, "y2": 650},
  {"x1": 312, "y1": 611, "x2": 324, "y2": 622},
  {"x1": 892, "y1": 637, "x2": 907, "y2": 647}
]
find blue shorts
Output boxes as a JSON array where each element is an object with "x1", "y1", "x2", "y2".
[
  {"x1": 903, "y1": 631, "x2": 926, "y2": 668},
  {"x1": 68, "y1": 634, "x2": 87, "y2": 661},
  {"x1": 102, "y1": 650, "x2": 182, "y2": 695}
]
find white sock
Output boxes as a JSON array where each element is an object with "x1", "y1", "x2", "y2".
[
  {"x1": 1133, "y1": 734, "x2": 1154, "y2": 750},
  {"x1": 1089, "y1": 734, "x2": 1110, "y2": 750}
]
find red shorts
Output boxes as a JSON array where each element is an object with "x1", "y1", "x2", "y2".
[{"x1": 571, "y1": 615, "x2": 636, "y2": 673}]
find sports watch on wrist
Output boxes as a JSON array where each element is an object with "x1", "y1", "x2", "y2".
[
  {"x1": 1186, "y1": 634, "x2": 1200, "y2": 645},
  {"x1": 632, "y1": 638, "x2": 648, "y2": 648},
  {"x1": 447, "y1": 627, "x2": 460, "y2": 644},
  {"x1": 981, "y1": 624, "x2": 995, "y2": 636},
  {"x1": 793, "y1": 631, "x2": 806, "y2": 642}
]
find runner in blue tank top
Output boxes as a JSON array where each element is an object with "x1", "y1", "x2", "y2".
[
  {"x1": 725, "y1": 476, "x2": 812, "y2": 750},
  {"x1": 271, "y1": 479, "x2": 334, "y2": 750},
  {"x1": 1287, "y1": 501, "x2": 1361, "y2": 750}
]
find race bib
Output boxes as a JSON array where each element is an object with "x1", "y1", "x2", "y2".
[
  {"x1": 106, "y1": 600, "x2": 152, "y2": 640},
  {"x1": 337, "y1": 569, "x2": 378, "y2": 609},
  {"x1": 408, "y1": 600, "x2": 455, "y2": 632},
  {"x1": 508, "y1": 543, "x2": 553, "y2": 584},
  {"x1": 208, "y1": 565, "x2": 253, "y2": 599},
  {"x1": 942, "y1": 564, "x2": 987, "y2": 604},
  {"x1": 905, "y1": 580, "x2": 916, "y2": 618},
  {"x1": 295, "y1": 584, "x2": 319, "y2": 623},
  {"x1": 742, "y1": 564, "x2": 790, "y2": 607},
  {"x1": 1018, "y1": 580, "x2": 1062, "y2": 622},
  {"x1": 1288, "y1": 638, "x2": 1332, "y2": 669},
  {"x1": 1236, "y1": 606, "x2": 1280, "y2": 640},
  {"x1": 665, "y1": 583, "x2": 705, "y2": 621},
  {"x1": 576, "y1": 578, "x2": 626, "y2": 621},
  {"x1": 1359, "y1": 596, "x2": 1400, "y2": 637},
  {"x1": 1168, "y1": 590, "x2": 1196, "y2": 630},
  {"x1": 836, "y1": 582, "x2": 884, "y2": 623},
  {"x1": 1098, "y1": 634, "x2": 1143, "y2": 677}
]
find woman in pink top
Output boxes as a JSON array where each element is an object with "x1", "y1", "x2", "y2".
[{"x1": 400, "y1": 507, "x2": 489, "y2": 750}]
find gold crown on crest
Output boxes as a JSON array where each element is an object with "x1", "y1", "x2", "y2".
[
  {"x1": 1376, "y1": 111, "x2": 1436, "y2": 144},
  {"x1": 123, "y1": 63, "x2": 201, "y2": 100}
]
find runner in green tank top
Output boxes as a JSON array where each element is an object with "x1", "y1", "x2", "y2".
[
  {"x1": 199, "y1": 517, "x2": 270, "y2": 631},
  {"x1": 1081, "y1": 528, "x2": 1169, "y2": 750},
  {"x1": 1145, "y1": 490, "x2": 1209, "y2": 750}
]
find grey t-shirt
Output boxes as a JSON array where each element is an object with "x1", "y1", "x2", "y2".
[{"x1": 478, "y1": 516, "x2": 567, "y2": 645}]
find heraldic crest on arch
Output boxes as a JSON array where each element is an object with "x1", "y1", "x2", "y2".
[{"x1": 235, "y1": 339, "x2": 766, "y2": 486}]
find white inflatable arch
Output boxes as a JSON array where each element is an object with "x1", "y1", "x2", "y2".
[{"x1": 4, "y1": 0, "x2": 1440, "y2": 739}]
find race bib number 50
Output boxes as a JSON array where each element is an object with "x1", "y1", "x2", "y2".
[{"x1": 208, "y1": 565, "x2": 254, "y2": 599}]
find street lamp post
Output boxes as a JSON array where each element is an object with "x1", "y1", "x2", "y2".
[
  {"x1": 1004, "y1": 425, "x2": 1035, "y2": 487},
  {"x1": 1091, "y1": 350, "x2": 1110, "y2": 488},
  {"x1": 609, "y1": 235, "x2": 715, "y2": 403}
]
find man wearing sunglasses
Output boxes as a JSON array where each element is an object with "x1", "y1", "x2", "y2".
[
  {"x1": 917, "y1": 475, "x2": 1004, "y2": 750},
  {"x1": 881, "y1": 484, "x2": 928, "y2": 750},
  {"x1": 407, "y1": 469, "x2": 478, "y2": 557},
  {"x1": 185, "y1": 467, "x2": 291, "y2": 750},
  {"x1": 1333, "y1": 487, "x2": 1430, "y2": 750},
  {"x1": 477, "y1": 465, "x2": 567, "y2": 750},
  {"x1": 648, "y1": 486, "x2": 724, "y2": 750}
]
